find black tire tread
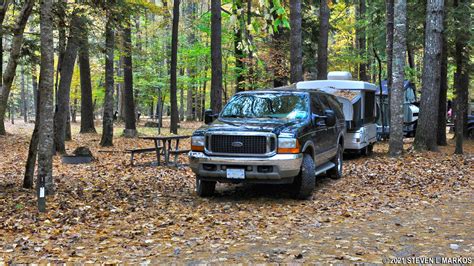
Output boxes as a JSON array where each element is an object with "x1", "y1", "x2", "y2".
[
  {"x1": 293, "y1": 154, "x2": 315, "y2": 200},
  {"x1": 328, "y1": 144, "x2": 343, "y2": 179}
]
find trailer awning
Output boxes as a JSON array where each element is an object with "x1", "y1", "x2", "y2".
[{"x1": 296, "y1": 80, "x2": 377, "y2": 91}]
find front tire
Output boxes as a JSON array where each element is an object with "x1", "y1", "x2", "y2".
[
  {"x1": 468, "y1": 128, "x2": 474, "y2": 140},
  {"x1": 328, "y1": 144, "x2": 343, "y2": 179},
  {"x1": 292, "y1": 154, "x2": 316, "y2": 200},
  {"x1": 196, "y1": 177, "x2": 216, "y2": 197}
]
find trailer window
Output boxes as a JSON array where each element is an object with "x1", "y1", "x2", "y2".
[
  {"x1": 364, "y1": 91, "x2": 375, "y2": 123},
  {"x1": 353, "y1": 98, "x2": 362, "y2": 128}
]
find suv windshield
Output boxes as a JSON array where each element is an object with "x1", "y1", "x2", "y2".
[{"x1": 220, "y1": 93, "x2": 308, "y2": 120}]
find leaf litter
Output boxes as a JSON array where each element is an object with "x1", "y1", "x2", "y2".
[{"x1": 0, "y1": 122, "x2": 472, "y2": 263}]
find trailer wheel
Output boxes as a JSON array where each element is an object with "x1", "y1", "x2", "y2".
[
  {"x1": 367, "y1": 143, "x2": 374, "y2": 155},
  {"x1": 361, "y1": 144, "x2": 373, "y2": 156}
]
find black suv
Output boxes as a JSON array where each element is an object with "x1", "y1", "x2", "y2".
[{"x1": 189, "y1": 87, "x2": 346, "y2": 199}]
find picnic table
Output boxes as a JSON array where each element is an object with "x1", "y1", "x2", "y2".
[{"x1": 140, "y1": 135, "x2": 191, "y2": 166}]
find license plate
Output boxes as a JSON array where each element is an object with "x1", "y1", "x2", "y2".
[{"x1": 226, "y1": 168, "x2": 245, "y2": 179}]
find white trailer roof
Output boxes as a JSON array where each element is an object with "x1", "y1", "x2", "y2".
[{"x1": 296, "y1": 80, "x2": 377, "y2": 91}]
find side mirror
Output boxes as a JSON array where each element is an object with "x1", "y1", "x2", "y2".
[
  {"x1": 325, "y1": 109, "x2": 336, "y2": 127},
  {"x1": 204, "y1": 109, "x2": 216, "y2": 125}
]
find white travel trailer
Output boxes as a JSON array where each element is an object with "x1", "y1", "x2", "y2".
[{"x1": 296, "y1": 71, "x2": 377, "y2": 155}]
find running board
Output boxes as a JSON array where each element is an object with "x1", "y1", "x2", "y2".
[{"x1": 315, "y1": 162, "x2": 336, "y2": 176}]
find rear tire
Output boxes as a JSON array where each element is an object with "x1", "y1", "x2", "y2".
[
  {"x1": 196, "y1": 177, "x2": 216, "y2": 197},
  {"x1": 328, "y1": 144, "x2": 343, "y2": 179},
  {"x1": 292, "y1": 154, "x2": 315, "y2": 200}
]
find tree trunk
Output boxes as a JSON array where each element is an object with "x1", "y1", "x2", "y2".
[
  {"x1": 37, "y1": 0, "x2": 55, "y2": 206},
  {"x1": 100, "y1": 9, "x2": 115, "y2": 147},
  {"x1": 55, "y1": 1, "x2": 67, "y2": 108},
  {"x1": 21, "y1": 65, "x2": 28, "y2": 123},
  {"x1": 357, "y1": 0, "x2": 368, "y2": 81},
  {"x1": 407, "y1": 43, "x2": 415, "y2": 69},
  {"x1": 0, "y1": 0, "x2": 34, "y2": 135},
  {"x1": 186, "y1": 68, "x2": 194, "y2": 121},
  {"x1": 414, "y1": 0, "x2": 444, "y2": 152},
  {"x1": 170, "y1": 0, "x2": 180, "y2": 134},
  {"x1": 385, "y1": 0, "x2": 394, "y2": 92},
  {"x1": 317, "y1": 0, "x2": 330, "y2": 80},
  {"x1": 246, "y1": 0, "x2": 254, "y2": 89},
  {"x1": 388, "y1": 0, "x2": 407, "y2": 157},
  {"x1": 116, "y1": 56, "x2": 124, "y2": 120},
  {"x1": 31, "y1": 68, "x2": 38, "y2": 119},
  {"x1": 179, "y1": 69, "x2": 184, "y2": 121},
  {"x1": 0, "y1": 1, "x2": 11, "y2": 88},
  {"x1": 122, "y1": 17, "x2": 137, "y2": 137},
  {"x1": 233, "y1": 0, "x2": 245, "y2": 92},
  {"x1": 186, "y1": 2, "x2": 196, "y2": 120},
  {"x1": 24, "y1": 80, "x2": 39, "y2": 189},
  {"x1": 437, "y1": 14, "x2": 448, "y2": 146},
  {"x1": 453, "y1": 0, "x2": 470, "y2": 154},
  {"x1": 289, "y1": 0, "x2": 303, "y2": 83},
  {"x1": 78, "y1": 16, "x2": 96, "y2": 133},
  {"x1": 65, "y1": 111, "x2": 72, "y2": 141},
  {"x1": 201, "y1": 79, "x2": 206, "y2": 119},
  {"x1": 53, "y1": 12, "x2": 81, "y2": 154},
  {"x1": 72, "y1": 92, "x2": 77, "y2": 123},
  {"x1": 211, "y1": 0, "x2": 223, "y2": 114}
]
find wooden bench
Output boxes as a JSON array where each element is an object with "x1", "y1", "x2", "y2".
[
  {"x1": 169, "y1": 149, "x2": 191, "y2": 166},
  {"x1": 126, "y1": 147, "x2": 162, "y2": 166}
]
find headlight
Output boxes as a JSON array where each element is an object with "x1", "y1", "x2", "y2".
[
  {"x1": 191, "y1": 136, "x2": 205, "y2": 151},
  {"x1": 277, "y1": 138, "x2": 300, "y2": 154}
]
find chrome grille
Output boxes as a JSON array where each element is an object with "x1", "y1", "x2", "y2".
[{"x1": 206, "y1": 133, "x2": 276, "y2": 156}]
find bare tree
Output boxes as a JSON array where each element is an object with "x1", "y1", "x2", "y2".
[
  {"x1": 317, "y1": 0, "x2": 330, "y2": 80},
  {"x1": 289, "y1": 0, "x2": 303, "y2": 83},
  {"x1": 233, "y1": 0, "x2": 245, "y2": 91},
  {"x1": 170, "y1": 0, "x2": 180, "y2": 134},
  {"x1": 385, "y1": 0, "x2": 394, "y2": 92},
  {"x1": 0, "y1": 0, "x2": 34, "y2": 135},
  {"x1": 53, "y1": 12, "x2": 81, "y2": 154},
  {"x1": 356, "y1": 0, "x2": 368, "y2": 81},
  {"x1": 453, "y1": 0, "x2": 470, "y2": 154},
  {"x1": 24, "y1": 67, "x2": 38, "y2": 189},
  {"x1": 210, "y1": 0, "x2": 223, "y2": 113},
  {"x1": 414, "y1": 0, "x2": 445, "y2": 151},
  {"x1": 389, "y1": 0, "x2": 407, "y2": 156},
  {"x1": 37, "y1": 0, "x2": 55, "y2": 209},
  {"x1": 186, "y1": 1, "x2": 197, "y2": 120},
  {"x1": 437, "y1": 13, "x2": 448, "y2": 146},
  {"x1": 122, "y1": 16, "x2": 137, "y2": 137},
  {"x1": 20, "y1": 65, "x2": 27, "y2": 123},
  {"x1": 78, "y1": 15, "x2": 96, "y2": 133},
  {"x1": 100, "y1": 4, "x2": 115, "y2": 147},
  {"x1": 0, "y1": 1, "x2": 11, "y2": 92}
]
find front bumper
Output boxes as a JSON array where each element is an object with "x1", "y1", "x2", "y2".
[{"x1": 188, "y1": 151, "x2": 302, "y2": 183}]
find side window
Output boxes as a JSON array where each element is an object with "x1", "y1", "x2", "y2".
[
  {"x1": 327, "y1": 95, "x2": 344, "y2": 119},
  {"x1": 310, "y1": 94, "x2": 325, "y2": 116},
  {"x1": 318, "y1": 94, "x2": 332, "y2": 111}
]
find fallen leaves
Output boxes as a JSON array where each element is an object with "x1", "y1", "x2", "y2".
[{"x1": 0, "y1": 121, "x2": 473, "y2": 263}]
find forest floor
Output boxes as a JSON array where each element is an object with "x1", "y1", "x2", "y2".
[{"x1": 0, "y1": 120, "x2": 473, "y2": 264}]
